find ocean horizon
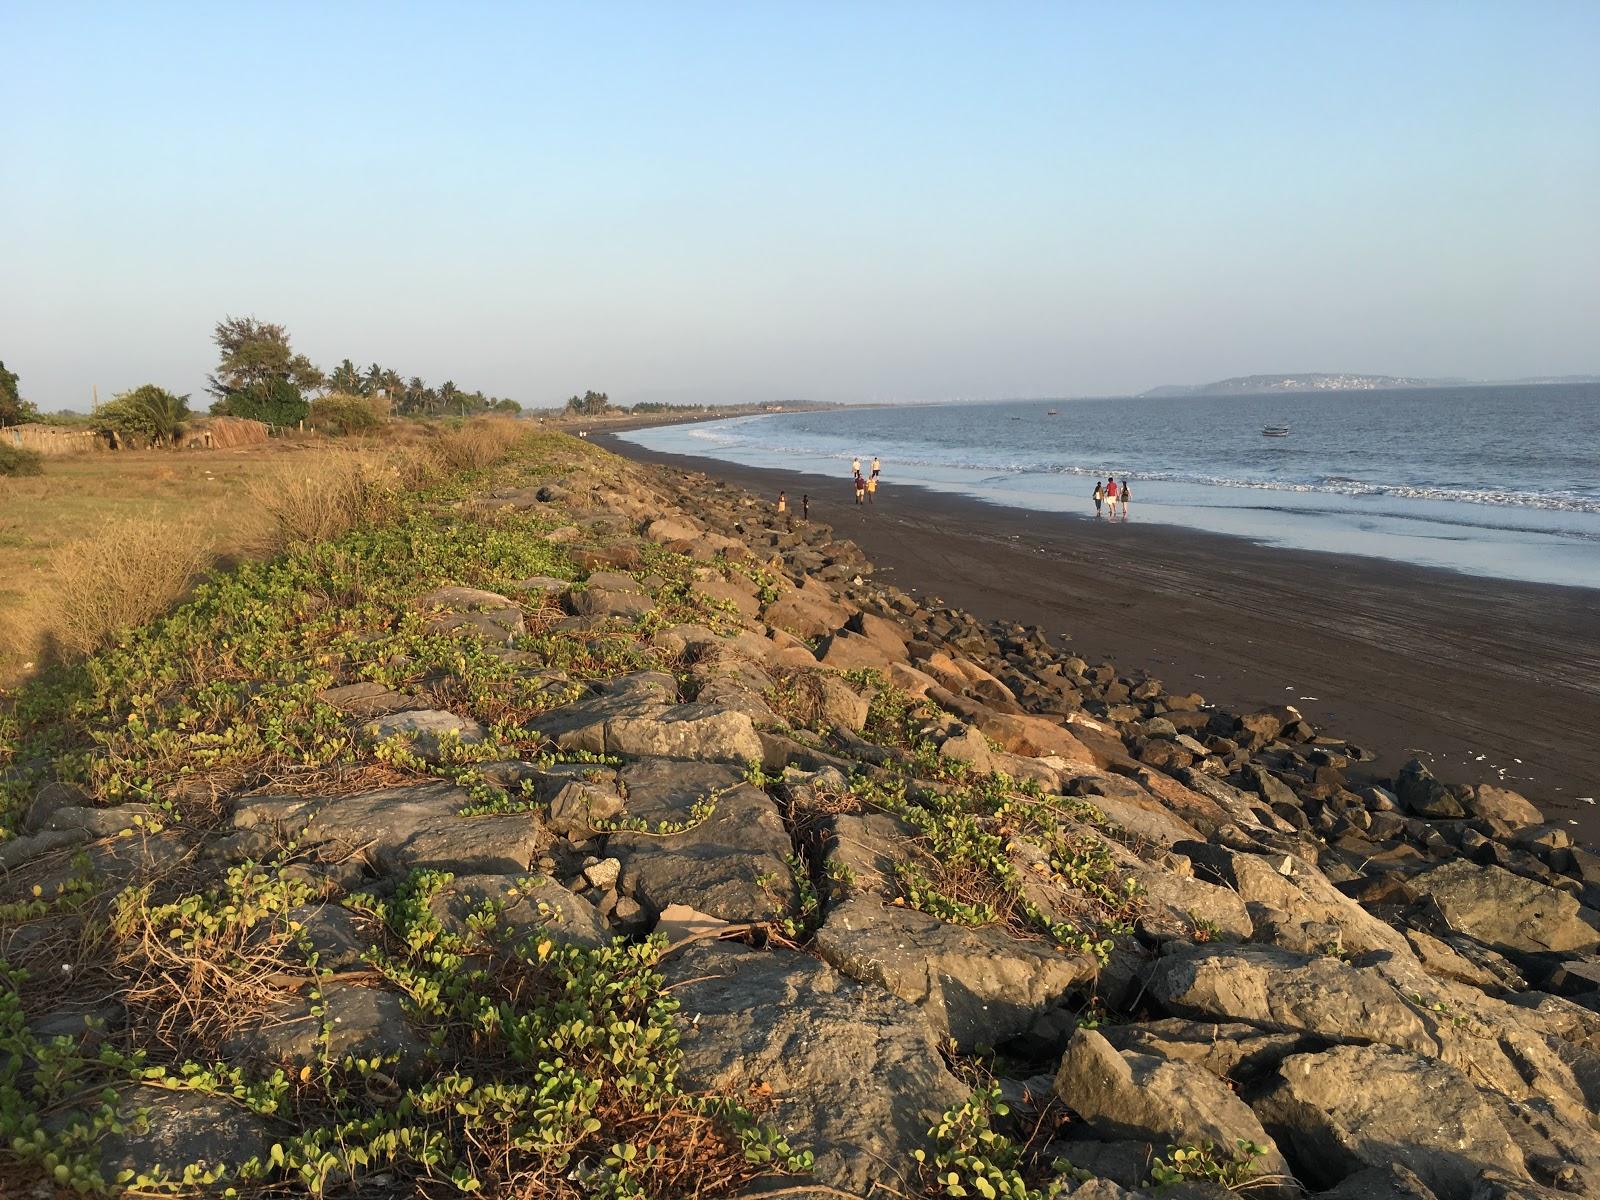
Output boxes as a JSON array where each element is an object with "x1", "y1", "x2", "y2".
[{"x1": 620, "y1": 383, "x2": 1600, "y2": 591}]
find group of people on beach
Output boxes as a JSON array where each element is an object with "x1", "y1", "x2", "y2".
[
  {"x1": 851, "y1": 455, "x2": 881, "y2": 505},
  {"x1": 1093, "y1": 477, "x2": 1131, "y2": 519}
]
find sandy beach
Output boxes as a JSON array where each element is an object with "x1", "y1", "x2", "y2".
[{"x1": 601, "y1": 433, "x2": 1600, "y2": 845}]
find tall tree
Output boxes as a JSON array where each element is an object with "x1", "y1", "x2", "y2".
[
  {"x1": 207, "y1": 317, "x2": 322, "y2": 399},
  {"x1": 0, "y1": 359, "x2": 38, "y2": 426}
]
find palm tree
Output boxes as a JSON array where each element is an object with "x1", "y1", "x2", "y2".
[{"x1": 328, "y1": 359, "x2": 363, "y2": 395}]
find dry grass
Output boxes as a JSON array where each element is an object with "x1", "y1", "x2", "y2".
[
  {"x1": 24, "y1": 516, "x2": 216, "y2": 658},
  {"x1": 0, "y1": 418, "x2": 532, "y2": 686},
  {"x1": 241, "y1": 446, "x2": 399, "y2": 552}
]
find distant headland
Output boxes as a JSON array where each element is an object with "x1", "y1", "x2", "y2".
[{"x1": 1141, "y1": 372, "x2": 1600, "y2": 398}]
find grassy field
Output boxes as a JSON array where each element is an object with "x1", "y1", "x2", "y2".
[
  {"x1": 0, "y1": 422, "x2": 524, "y2": 688},
  {"x1": 0, "y1": 441, "x2": 321, "y2": 684}
]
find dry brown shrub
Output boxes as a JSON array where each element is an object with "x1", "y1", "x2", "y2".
[
  {"x1": 242, "y1": 447, "x2": 398, "y2": 552},
  {"x1": 35, "y1": 515, "x2": 216, "y2": 656},
  {"x1": 431, "y1": 416, "x2": 526, "y2": 472}
]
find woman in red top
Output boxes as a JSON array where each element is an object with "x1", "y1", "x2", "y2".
[{"x1": 1105, "y1": 477, "x2": 1119, "y2": 515}]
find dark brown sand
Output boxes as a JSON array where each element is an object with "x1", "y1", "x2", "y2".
[{"x1": 600, "y1": 434, "x2": 1600, "y2": 846}]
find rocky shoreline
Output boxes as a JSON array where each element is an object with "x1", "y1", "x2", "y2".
[{"x1": 2, "y1": 435, "x2": 1597, "y2": 1199}]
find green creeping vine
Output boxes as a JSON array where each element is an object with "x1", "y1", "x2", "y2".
[
  {"x1": 0, "y1": 866, "x2": 814, "y2": 1196},
  {"x1": 915, "y1": 1086, "x2": 1075, "y2": 1200},
  {"x1": 844, "y1": 677, "x2": 1140, "y2": 963},
  {"x1": 1148, "y1": 1139, "x2": 1270, "y2": 1190}
]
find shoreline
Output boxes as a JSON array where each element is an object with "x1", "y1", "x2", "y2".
[{"x1": 599, "y1": 431, "x2": 1600, "y2": 845}]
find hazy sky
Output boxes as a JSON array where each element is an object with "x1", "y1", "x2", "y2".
[{"x1": 4, "y1": 2, "x2": 1597, "y2": 409}]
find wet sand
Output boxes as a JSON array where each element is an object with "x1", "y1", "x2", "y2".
[{"x1": 601, "y1": 434, "x2": 1600, "y2": 845}]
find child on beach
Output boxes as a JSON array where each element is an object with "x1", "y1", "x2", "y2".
[{"x1": 1093, "y1": 480, "x2": 1104, "y2": 516}]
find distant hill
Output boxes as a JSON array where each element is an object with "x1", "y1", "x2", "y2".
[{"x1": 1141, "y1": 372, "x2": 1600, "y2": 398}]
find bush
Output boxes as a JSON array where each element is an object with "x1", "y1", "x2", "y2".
[
  {"x1": 92, "y1": 384, "x2": 191, "y2": 447},
  {"x1": 210, "y1": 379, "x2": 309, "y2": 428},
  {"x1": 308, "y1": 393, "x2": 382, "y2": 435},
  {"x1": 0, "y1": 442, "x2": 44, "y2": 476},
  {"x1": 41, "y1": 517, "x2": 215, "y2": 655},
  {"x1": 431, "y1": 417, "x2": 527, "y2": 472}
]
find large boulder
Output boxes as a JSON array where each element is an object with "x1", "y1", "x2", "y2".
[
  {"x1": 1146, "y1": 943, "x2": 1437, "y2": 1056},
  {"x1": 1404, "y1": 860, "x2": 1600, "y2": 956},
  {"x1": 1465, "y1": 785, "x2": 1544, "y2": 828},
  {"x1": 815, "y1": 896, "x2": 1096, "y2": 1050},
  {"x1": 762, "y1": 583, "x2": 852, "y2": 640},
  {"x1": 606, "y1": 702, "x2": 764, "y2": 764},
  {"x1": 230, "y1": 782, "x2": 548, "y2": 876},
  {"x1": 608, "y1": 759, "x2": 795, "y2": 924},
  {"x1": 1255, "y1": 1044, "x2": 1528, "y2": 1198},
  {"x1": 663, "y1": 942, "x2": 968, "y2": 1195},
  {"x1": 1053, "y1": 1029, "x2": 1292, "y2": 1193}
]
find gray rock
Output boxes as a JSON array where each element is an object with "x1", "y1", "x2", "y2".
[
  {"x1": 86, "y1": 1087, "x2": 272, "y2": 1191},
  {"x1": 415, "y1": 584, "x2": 526, "y2": 645},
  {"x1": 1053, "y1": 1029, "x2": 1292, "y2": 1192},
  {"x1": 1255, "y1": 1044, "x2": 1528, "y2": 1198},
  {"x1": 608, "y1": 760, "x2": 795, "y2": 924},
  {"x1": 1104, "y1": 1018, "x2": 1305, "y2": 1081},
  {"x1": 286, "y1": 903, "x2": 371, "y2": 971},
  {"x1": 607, "y1": 702, "x2": 764, "y2": 764},
  {"x1": 365, "y1": 709, "x2": 486, "y2": 761},
  {"x1": 231, "y1": 782, "x2": 547, "y2": 876},
  {"x1": 544, "y1": 776, "x2": 626, "y2": 837},
  {"x1": 318, "y1": 681, "x2": 422, "y2": 718},
  {"x1": 1147, "y1": 943, "x2": 1438, "y2": 1056},
  {"x1": 825, "y1": 810, "x2": 929, "y2": 896},
  {"x1": 663, "y1": 941, "x2": 967, "y2": 1195},
  {"x1": 222, "y1": 982, "x2": 428, "y2": 1080},
  {"x1": 1466, "y1": 785, "x2": 1544, "y2": 828},
  {"x1": 1176, "y1": 841, "x2": 1414, "y2": 959},
  {"x1": 1395, "y1": 759, "x2": 1466, "y2": 819},
  {"x1": 1317, "y1": 1165, "x2": 1440, "y2": 1199},
  {"x1": 815, "y1": 896, "x2": 1096, "y2": 1050},
  {"x1": 1404, "y1": 860, "x2": 1600, "y2": 956}
]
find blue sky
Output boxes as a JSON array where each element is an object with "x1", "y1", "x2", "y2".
[{"x1": 3, "y1": 1, "x2": 1597, "y2": 408}]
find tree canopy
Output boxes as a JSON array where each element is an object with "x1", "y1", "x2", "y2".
[
  {"x1": 321, "y1": 356, "x2": 518, "y2": 418},
  {"x1": 0, "y1": 360, "x2": 39, "y2": 427},
  {"x1": 564, "y1": 391, "x2": 614, "y2": 416},
  {"x1": 207, "y1": 317, "x2": 323, "y2": 399}
]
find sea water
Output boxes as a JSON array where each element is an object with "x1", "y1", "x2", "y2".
[{"x1": 618, "y1": 384, "x2": 1600, "y2": 590}]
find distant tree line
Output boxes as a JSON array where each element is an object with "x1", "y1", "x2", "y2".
[{"x1": 3, "y1": 318, "x2": 628, "y2": 452}]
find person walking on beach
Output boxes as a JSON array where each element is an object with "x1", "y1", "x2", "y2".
[
  {"x1": 866, "y1": 474, "x2": 878, "y2": 504},
  {"x1": 854, "y1": 473, "x2": 866, "y2": 505},
  {"x1": 1105, "y1": 476, "x2": 1119, "y2": 517},
  {"x1": 777, "y1": 490, "x2": 791, "y2": 530},
  {"x1": 1093, "y1": 480, "x2": 1104, "y2": 517},
  {"x1": 1119, "y1": 479, "x2": 1131, "y2": 519},
  {"x1": 802, "y1": 493, "x2": 809, "y2": 522},
  {"x1": 871, "y1": 456, "x2": 881, "y2": 479},
  {"x1": 851, "y1": 456, "x2": 861, "y2": 477}
]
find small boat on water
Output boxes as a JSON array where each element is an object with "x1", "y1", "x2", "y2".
[
  {"x1": 1046, "y1": 409, "x2": 1058, "y2": 416},
  {"x1": 1262, "y1": 424, "x2": 1290, "y2": 437}
]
